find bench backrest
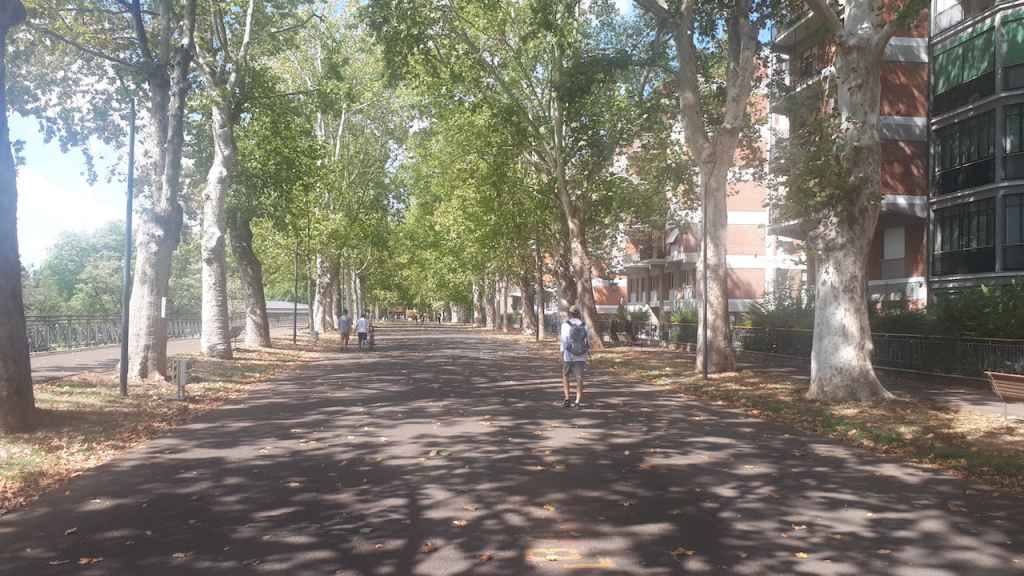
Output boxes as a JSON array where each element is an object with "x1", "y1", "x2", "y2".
[{"x1": 986, "y1": 372, "x2": 1024, "y2": 404}]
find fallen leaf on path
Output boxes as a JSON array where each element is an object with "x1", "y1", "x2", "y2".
[
  {"x1": 452, "y1": 520, "x2": 467, "y2": 528},
  {"x1": 421, "y1": 542, "x2": 436, "y2": 554},
  {"x1": 542, "y1": 504, "x2": 556, "y2": 512},
  {"x1": 546, "y1": 554, "x2": 559, "y2": 561},
  {"x1": 671, "y1": 548, "x2": 695, "y2": 558},
  {"x1": 795, "y1": 552, "x2": 809, "y2": 559},
  {"x1": 480, "y1": 552, "x2": 494, "y2": 562},
  {"x1": 78, "y1": 557, "x2": 103, "y2": 565}
]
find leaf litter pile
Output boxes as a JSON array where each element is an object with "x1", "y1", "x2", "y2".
[
  {"x1": 0, "y1": 339, "x2": 314, "y2": 515},
  {"x1": 485, "y1": 329, "x2": 1024, "y2": 494}
]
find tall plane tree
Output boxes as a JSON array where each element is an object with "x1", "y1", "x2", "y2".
[
  {"x1": 635, "y1": 0, "x2": 768, "y2": 373},
  {"x1": 365, "y1": 0, "x2": 640, "y2": 348},
  {"x1": 782, "y1": 0, "x2": 926, "y2": 400},
  {"x1": 0, "y1": 0, "x2": 32, "y2": 432},
  {"x1": 193, "y1": 0, "x2": 258, "y2": 358},
  {"x1": 18, "y1": 0, "x2": 198, "y2": 380}
]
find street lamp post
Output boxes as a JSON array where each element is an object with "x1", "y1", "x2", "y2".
[{"x1": 119, "y1": 97, "x2": 136, "y2": 397}]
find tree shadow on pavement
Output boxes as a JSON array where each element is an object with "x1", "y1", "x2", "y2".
[{"x1": 2, "y1": 325, "x2": 1023, "y2": 575}]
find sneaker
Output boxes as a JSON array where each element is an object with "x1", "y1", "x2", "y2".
[
  {"x1": 562, "y1": 398, "x2": 572, "y2": 408},
  {"x1": 573, "y1": 401, "x2": 584, "y2": 410}
]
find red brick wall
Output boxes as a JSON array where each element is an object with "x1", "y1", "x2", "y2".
[
  {"x1": 906, "y1": 220, "x2": 926, "y2": 278},
  {"x1": 881, "y1": 141, "x2": 927, "y2": 197},
  {"x1": 728, "y1": 269, "x2": 765, "y2": 300},
  {"x1": 881, "y1": 62, "x2": 928, "y2": 117}
]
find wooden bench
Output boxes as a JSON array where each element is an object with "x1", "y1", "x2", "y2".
[{"x1": 985, "y1": 371, "x2": 1024, "y2": 421}]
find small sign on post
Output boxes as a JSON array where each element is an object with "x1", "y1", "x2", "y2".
[{"x1": 171, "y1": 358, "x2": 189, "y2": 401}]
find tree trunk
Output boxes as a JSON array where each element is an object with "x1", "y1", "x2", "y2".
[
  {"x1": 484, "y1": 279, "x2": 496, "y2": 330},
  {"x1": 696, "y1": 169, "x2": 736, "y2": 373},
  {"x1": 550, "y1": 51, "x2": 602, "y2": 350},
  {"x1": 329, "y1": 262, "x2": 340, "y2": 329},
  {"x1": 0, "y1": 5, "x2": 35, "y2": 432},
  {"x1": 472, "y1": 281, "x2": 483, "y2": 326},
  {"x1": 556, "y1": 247, "x2": 576, "y2": 320},
  {"x1": 520, "y1": 272, "x2": 537, "y2": 336},
  {"x1": 805, "y1": 1, "x2": 893, "y2": 401},
  {"x1": 228, "y1": 213, "x2": 271, "y2": 348},
  {"x1": 535, "y1": 244, "x2": 546, "y2": 341},
  {"x1": 200, "y1": 103, "x2": 234, "y2": 359},
  {"x1": 127, "y1": 3, "x2": 195, "y2": 380},
  {"x1": 313, "y1": 254, "x2": 332, "y2": 334}
]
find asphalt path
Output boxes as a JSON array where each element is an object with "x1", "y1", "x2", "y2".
[{"x1": 2, "y1": 324, "x2": 1023, "y2": 575}]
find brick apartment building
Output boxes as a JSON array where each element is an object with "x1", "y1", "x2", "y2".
[
  {"x1": 770, "y1": 1, "x2": 931, "y2": 307},
  {"x1": 622, "y1": 176, "x2": 806, "y2": 316}
]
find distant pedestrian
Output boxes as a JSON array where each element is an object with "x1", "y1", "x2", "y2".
[
  {"x1": 559, "y1": 305, "x2": 590, "y2": 409},
  {"x1": 356, "y1": 313, "x2": 370, "y2": 351},
  {"x1": 338, "y1": 309, "x2": 352, "y2": 351}
]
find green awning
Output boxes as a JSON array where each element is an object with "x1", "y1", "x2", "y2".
[
  {"x1": 1005, "y1": 20, "x2": 1024, "y2": 67},
  {"x1": 964, "y1": 29, "x2": 994, "y2": 81},
  {"x1": 934, "y1": 44, "x2": 964, "y2": 95}
]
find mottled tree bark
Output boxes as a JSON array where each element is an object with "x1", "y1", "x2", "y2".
[
  {"x1": 472, "y1": 281, "x2": 483, "y2": 326},
  {"x1": 535, "y1": 243, "x2": 546, "y2": 341},
  {"x1": 127, "y1": 0, "x2": 196, "y2": 380},
  {"x1": 520, "y1": 272, "x2": 537, "y2": 336},
  {"x1": 0, "y1": 0, "x2": 34, "y2": 432},
  {"x1": 313, "y1": 254, "x2": 333, "y2": 334},
  {"x1": 695, "y1": 169, "x2": 736, "y2": 373},
  {"x1": 484, "y1": 279, "x2": 496, "y2": 330},
  {"x1": 228, "y1": 213, "x2": 271, "y2": 348},
  {"x1": 200, "y1": 103, "x2": 234, "y2": 359},
  {"x1": 802, "y1": 0, "x2": 905, "y2": 401}
]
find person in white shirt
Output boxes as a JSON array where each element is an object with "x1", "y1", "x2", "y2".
[
  {"x1": 356, "y1": 314, "x2": 370, "y2": 351},
  {"x1": 559, "y1": 305, "x2": 591, "y2": 409}
]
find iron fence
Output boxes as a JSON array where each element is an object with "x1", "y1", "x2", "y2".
[
  {"x1": 25, "y1": 310, "x2": 309, "y2": 354},
  {"x1": 612, "y1": 322, "x2": 1024, "y2": 378}
]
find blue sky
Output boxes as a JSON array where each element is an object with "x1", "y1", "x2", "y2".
[{"x1": 13, "y1": 114, "x2": 124, "y2": 267}]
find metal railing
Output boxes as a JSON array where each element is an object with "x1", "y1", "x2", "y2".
[
  {"x1": 25, "y1": 310, "x2": 309, "y2": 354},
  {"x1": 601, "y1": 322, "x2": 1024, "y2": 378}
]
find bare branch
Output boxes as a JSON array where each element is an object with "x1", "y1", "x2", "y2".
[
  {"x1": 129, "y1": 0, "x2": 153, "y2": 66},
  {"x1": 670, "y1": 0, "x2": 712, "y2": 162},
  {"x1": 227, "y1": 0, "x2": 257, "y2": 92},
  {"x1": 633, "y1": 0, "x2": 670, "y2": 20},
  {"x1": 29, "y1": 24, "x2": 140, "y2": 69}
]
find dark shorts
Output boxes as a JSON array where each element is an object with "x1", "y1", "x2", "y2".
[
  {"x1": 563, "y1": 361, "x2": 585, "y2": 379},
  {"x1": 358, "y1": 332, "x2": 368, "y2": 342}
]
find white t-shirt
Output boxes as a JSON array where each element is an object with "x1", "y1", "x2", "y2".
[
  {"x1": 559, "y1": 318, "x2": 589, "y2": 363},
  {"x1": 356, "y1": 318, "x2": 369, "y2": 334}
]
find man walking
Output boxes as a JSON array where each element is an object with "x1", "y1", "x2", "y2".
[
  {"x1": 338, "y1": 309, "x2": 352, "y2": 351},
  {"x1": 559, "y1": 305, "x2": 590, "y2": 409},
  {"x1": 356, "y1": 313, "x2": 370, "y2": 351}
]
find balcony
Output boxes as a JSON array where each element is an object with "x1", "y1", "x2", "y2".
[{"x1": 773, "y1": 0, "x2": 841, "y2": 52}]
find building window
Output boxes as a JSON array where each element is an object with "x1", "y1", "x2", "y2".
[
  {"x1": 1007, "y1": 195, "x2": 1024, "y2": 270},
  {"x1": 798, "y1": 46, "x2": 817, "y2": 83},
  {"x1": 932, "y1": 198, "x2": 996, "y2": 275},
  {"x1": 1004, "y1": 17, "x2": 1024, "y2": 89},
  {"x1": 933, "y1": 26, "x2": 995, "y2": 115},
  {"x1": 935, "y1": 111, "x2": 995, "y2": 194},
  {"x1": 882, "y1": 226, "x2": 906, "y2": 279}
]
